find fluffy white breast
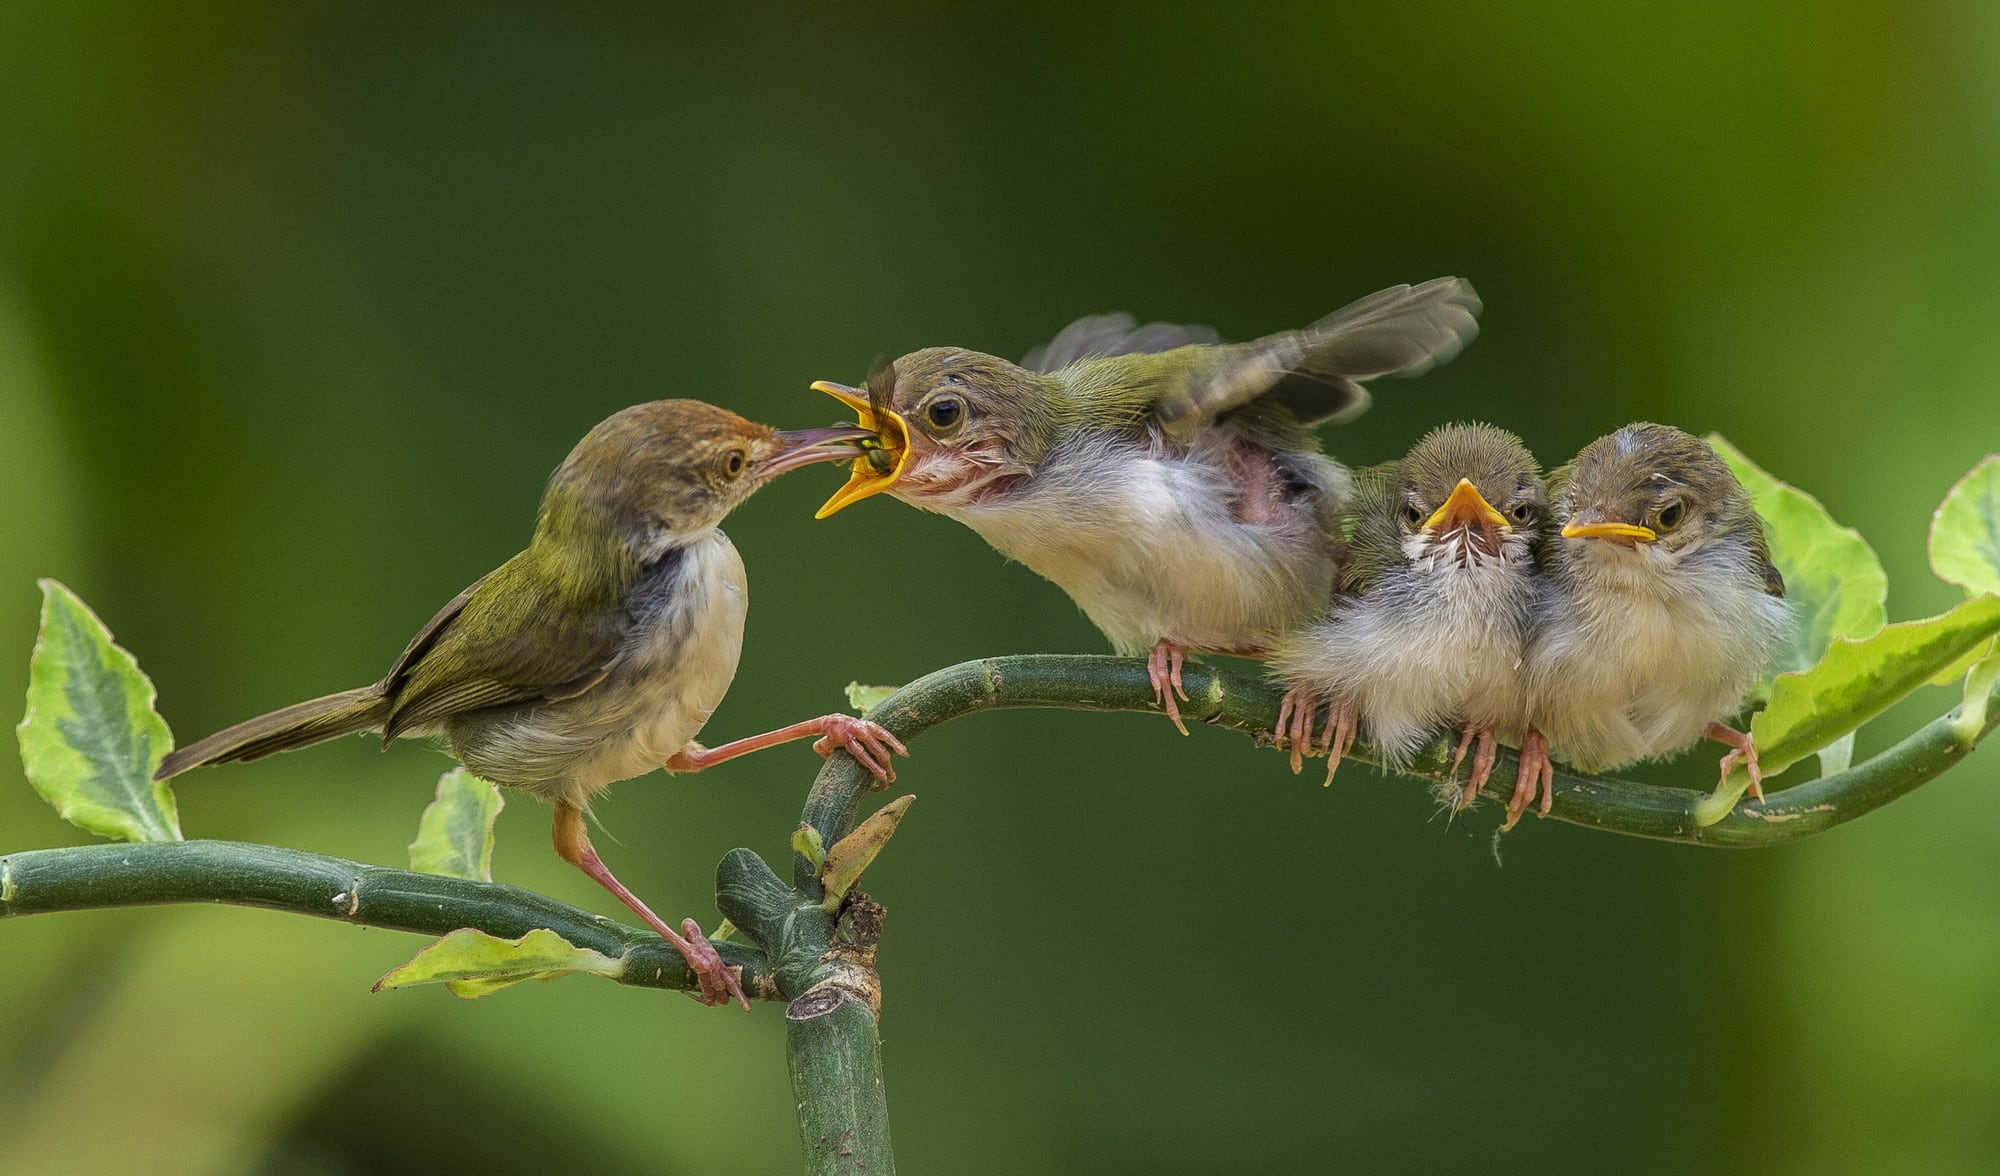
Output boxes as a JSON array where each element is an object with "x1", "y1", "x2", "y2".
[
  {"x1": 1527, "y1": 541, "x2": 1788, "y2": 771},
  {"x1": 1272, "y1": 556, "x2": 1538, "y2": 764},
  {"x1": 929, "y1": 431, "x2": 1343, "y2": 656}
]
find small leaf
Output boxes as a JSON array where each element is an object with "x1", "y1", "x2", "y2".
[
  {"x1": 373, "y1": 927, "x2": 625, "y2": 999},
  {"x1": 844, "y1": 682, "x2": 899, "y2": 714},
  {"x1": 821, "y1": 795, "x2": 913, "y2": 908},
  {"x1": 1816, "y1": 732, "x2": 1855, "y2": 777},
  {"x1": 791, "y1": 823, "x2": 827, "y2": 872},
  {"x1": 1709, "y1": 437, "x2": 1887, "y2": 695},
  {"x1": 408, "y1": 769, "x2": 504, "y2": 881},
  {"x1": 16, "y1": 580, "x2": 181, "y2": 842},
  {"x1": 1752, "y1": 594, "x2": 2000, "y2": 779},
  {"x1": 1929, "y1": 455, "x2": 2000, "y2": 597},
  {"x1": 1954, "y1": 649, "x2": 2000, "y2": 747}
]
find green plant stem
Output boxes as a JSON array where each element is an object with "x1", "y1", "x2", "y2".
[
  {"x1": 0, "y1": 839, "x2": 778, "y2": 1000},
  {"x1": 8, "y1": 652, "x2": 1996, "y2": 1176},
  {"x1": 795, "y1": 654, "x2": 2000, "y2": 886},
  {"x1": 787, "y1": 987, "x2": 894, "y2": 1175}
]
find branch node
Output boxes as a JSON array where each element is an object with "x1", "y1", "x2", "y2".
[{"x1": 800, "y1": 951, "x2": 883, "y2": 1022}]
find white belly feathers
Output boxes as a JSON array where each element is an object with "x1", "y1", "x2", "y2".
[{"x1": 945, "y1": 434, "x2": 1340, "y2": 656}]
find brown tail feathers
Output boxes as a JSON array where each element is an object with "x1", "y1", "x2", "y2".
[{"x1": 154, "y1": 687, "x2": 389, "y2": 780}]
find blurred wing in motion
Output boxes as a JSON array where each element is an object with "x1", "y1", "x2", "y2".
[{"x1": 1164, "y1": 276, "x2": 1483, "y2": 431}]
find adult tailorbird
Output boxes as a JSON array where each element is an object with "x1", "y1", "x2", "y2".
[
  {"x1": 1522, "y1": 423, "x2": 1787, "y2": 803},
  {"x1": 1269, "y1": 423, "x2": 1551, "y2": 824},
  {"x1": 156, "y1": 400, "x2": 907, "y2": 1010},
  {"x1": 810, "y1": 278, "x2": 1482, "y2": 731}
]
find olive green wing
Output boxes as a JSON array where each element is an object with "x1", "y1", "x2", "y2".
[
  {"x1": 1022, "y1": 313, "x2": 1222, "y2": 373},
  {"x1": 379, "y1": 571, "x2": 491, "y2": 687},
  {"x1": 1159, "y1": 277, "x2": 1482, "y2": 436},
  {"x1": 379, "y1": 553, "x2": 629, "y2": 741}
]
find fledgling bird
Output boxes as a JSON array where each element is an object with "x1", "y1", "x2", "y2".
[
  {"x1": 810, "y1": 278, "x2": 1483, "y2": 731},
  {"x1": 156, "y1": 400, "x2": 907, "y2": 1010},
  {"x1": 1521, "y1": 422, "x2": 1788, "y2": 804},
  {"x1": 1268, "y1": 423, "x2": 1551, "y2": 824}
]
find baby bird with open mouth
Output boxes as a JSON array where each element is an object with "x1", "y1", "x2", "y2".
[
  {"x1": 1270, "y1": 423, "x2": 1551, "y2": 823},
  {"x1": 809, "y1": 278, "x2": 1483, "y2": 732}
]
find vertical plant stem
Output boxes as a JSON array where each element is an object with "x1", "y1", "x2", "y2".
[{"x1": 787, "y1": 987, "x2": 894, "y2": 1175}]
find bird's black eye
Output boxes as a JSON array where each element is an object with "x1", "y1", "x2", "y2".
[
  {"x1": 1402, "y1": 503, "x2": 1425, "y2": 527},
  {"x1": 721, "y1": 449, "x2": 747, "y2": 479},
  {"x1": 1509, "y1": 502, "x2": 1535, "y2": 524},
  {"x1": 1655, "y1": 499, "x2": 1685, "y2": 531},
  {"x1": 924, "y1": 395, "x2": 965, "y2": 433}
]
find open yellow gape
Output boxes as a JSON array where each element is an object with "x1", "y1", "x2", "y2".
[{"x1": 811, "y1": 380, "x2": 912, "y2": 518}]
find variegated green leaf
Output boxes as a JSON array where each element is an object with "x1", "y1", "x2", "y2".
[
  {"x1": 1697, "y1": 594, "x2": 2000, "y2": 824},
  {"x1": 1709, "y1": 436, "x2": 1887, "y2": 696},
  {"x1": 407, "y1": 769, "x2": 504, "y2": 882},
  {"x1": 373, "y1": 927, "x2": 625, "y2": 999},
  {"x1": 1929, "y1": 455, "x2": 2000, "y2": 598},
  {"x1": 16, "y1": 580, "x2": 180, "y2": 842},
  {"x1": 1754, "y1": 594, "x2": 2000, "y2": 778}
]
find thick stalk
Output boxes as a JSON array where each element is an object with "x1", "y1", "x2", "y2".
[
  {"x1": 787, "y1": 987, "x2": 894, "y2": 1175},
  {"x1": 0, "y1": 839, "x2": 778, "y2": 999}
]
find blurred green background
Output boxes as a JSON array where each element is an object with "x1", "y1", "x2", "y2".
[{"x1": 4, "y1": 2, "x2": 1997, "y2": 1173}]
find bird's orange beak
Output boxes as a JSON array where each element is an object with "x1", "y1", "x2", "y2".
[
  {"x1": 1561, "y1": 510, "x2": 1657, "y2": 544},
  {"x1": 810, "y1": 380, "x2": 912, "y2": 519},
  {"x1": 1422, "y1": 478, "x2": 1509, "y2": 534}
]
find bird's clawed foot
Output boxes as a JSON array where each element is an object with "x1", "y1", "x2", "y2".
[
  {"x1": 1275, "y1": 686, "x2": 1317, "y2": 773},
  {"x1": 1274, "y1": 690, "x2": 1357, "y2": 783},
  {"x1": 1147, "y1": 639, "x2": 1191, "y2": 736},
  {"x1": 1503, "y1": 727, "x2": 1556, "y2": 830},
  {"x1": 1319, "y1": 699, "x2": 1358, "y2": 786},
  {"x1": 1706, "y1": 720, "x2": 1764, "y2": 801},
  {"x1": 675, "y1": 917, "x2": 750, "y2": 1009},
  {"x1": 1449, "y1": 724, "x2": 1499, "y2": 812},
  {"x1": 810, "y1": 713, "x2": 911, "y2": 784}
]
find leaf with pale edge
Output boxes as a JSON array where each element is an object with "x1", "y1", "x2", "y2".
[
  {"x1": 1709, "y1": 437, "x2": 1886, "y2": 696},
  {"x1": 1754, "y1": 594, "x2": 2000, "y2": 778},
  {"x1": 845, "y1": 682, "x2": 899, "y2": 714},
  {"x1": 407, "y1": 769, "x2": 504, "y2": 881},
  {"x1": 373, "y1": 927, "x2": 625, "y2": 999},
  {"x1": 1696, "y1": 594, "x2": 2000, "y2": 824},
  {"x1": 16, "y1": 580, "x2": 181, "y2": 842},
  {"x1": 1930, "y1": 455, "x2": 2000, "y2": 597}
]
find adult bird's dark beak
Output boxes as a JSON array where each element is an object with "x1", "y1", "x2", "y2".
[{"x1": 760, "y1": 424, "x2": 880, "y2": 479}]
